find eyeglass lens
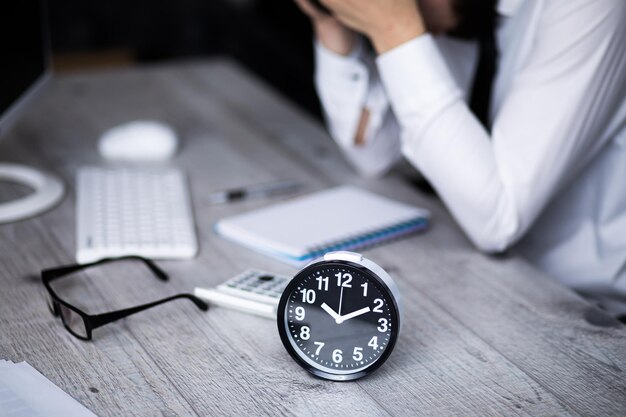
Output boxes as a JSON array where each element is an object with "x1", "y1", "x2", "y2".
[
  {"x1": 43, "y1": 289, "x2": 56, "y2": 314},
  {"x1": 58, "y1": 304, "x2": 88, "y2": 338}
]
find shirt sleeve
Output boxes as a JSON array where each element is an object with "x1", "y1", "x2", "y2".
[
  {"x1": 376, "y1": 0, "x2": 626, "y2": 252},
  {"x1": 314, "y1": 39, "x2": 402, "y2": 178}
]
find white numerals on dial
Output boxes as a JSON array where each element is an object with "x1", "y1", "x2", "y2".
[
  {"x1": 290, "y1": 269, "x2": 394, "y2": 370},
  {"x1": 368, "y1": 336, "x2": 379, "y2": 350},
  {"x1": 316, "y1": 276, "x2": 329, "y2": 291},
  {"x1": 295, "y1": 306, "x2": 305, "y2": 321},
  {"x1": 299, "y1": 289, "x2": 316, "y2": 304},
  {"x1": 335, "y1": 272, "x2": 352, "y2": 288},
  {"x1": 373, "y1": 298, "x2": 384, "y2": 313},
  {"x1": 377, "y1": 318, "x2": 388, "y2": 332},
  {"x1": 314, "y1": 341, "x2": 325, "y2": 355},
  {"x1": 300, "y1": 326, "x2": 310, "y2": 340}
]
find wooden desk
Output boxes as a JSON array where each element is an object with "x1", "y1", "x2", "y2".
[{"x1": 0, "y1": 60, "x2": 624, "y2": 416}]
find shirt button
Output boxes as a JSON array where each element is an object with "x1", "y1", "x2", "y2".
[{"x1": 351, "y1": 73, "x2": 360, "y2": 81}]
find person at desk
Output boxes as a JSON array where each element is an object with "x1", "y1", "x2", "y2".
[{"x1": 294, "y1": 0, "x2": 626, "y2": 318}]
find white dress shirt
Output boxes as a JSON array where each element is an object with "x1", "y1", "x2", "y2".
[{"x1": 314, "y1": 0, "x2": 626, "y2": 315}]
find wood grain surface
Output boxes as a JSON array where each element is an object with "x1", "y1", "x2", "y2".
[{"x1": 0, "y1": 59, "x2": 624, "y2": 416}]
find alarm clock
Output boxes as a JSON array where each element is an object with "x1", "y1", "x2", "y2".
[{"x1": 277, "y1": 251, "x2": 402, "y2": 381}]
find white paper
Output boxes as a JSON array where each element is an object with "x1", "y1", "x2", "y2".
[{"x1": 0, "y1": 360, "x2": 97, "y2": 417}]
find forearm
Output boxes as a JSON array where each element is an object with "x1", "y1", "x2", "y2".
[
  {"x1": 402, "y1": 102, "x2": 521, "y2": 251},
  {"x1": 375, "y1": 36, "x2": 525, "y2": 250},
  {"x1": 376, "y1": 6, "x2": 626, "y2": 251},
  {"x1": 315, "y1": 41, "x2": 401, "y2": 177}
]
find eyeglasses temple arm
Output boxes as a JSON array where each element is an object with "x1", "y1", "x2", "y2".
[
  {"x1": 41, "y1": 256, "x2": 168, "y2": 282},
  {"x1": 89, "y1": 293, "x2": 208, "y2": 329}
]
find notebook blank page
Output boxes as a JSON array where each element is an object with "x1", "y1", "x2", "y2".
[{"x1": 215, "y1": 186, "x2": 429, "y2": 258}]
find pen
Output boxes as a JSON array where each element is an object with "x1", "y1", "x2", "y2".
[{"x1": 206, "y1": 179, "x2": 303, "y2": 204}]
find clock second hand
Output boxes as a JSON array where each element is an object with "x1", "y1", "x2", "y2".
[
  {"x1": 338, "y1": 286, "x2": 344, "y2": 318},
  {"x1": 329, "y1": 286, "x2": 371, "y2": 324}
]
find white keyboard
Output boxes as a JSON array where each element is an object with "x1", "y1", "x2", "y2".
[{"x1": 76, "y1": 167, "x2": 198, "y2": 264}]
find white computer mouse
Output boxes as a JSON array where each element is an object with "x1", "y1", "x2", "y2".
[{"x1": 98, "y1": 120, "x2": 178, "y2": 162}]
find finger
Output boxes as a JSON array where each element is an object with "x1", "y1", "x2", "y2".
[{"x1": 293, "y1": 0, "x2": 324, "y2": 19}]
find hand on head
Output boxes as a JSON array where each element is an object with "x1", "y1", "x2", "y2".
[
  {"x1": 294, "y1": 0, "x2": 356, "y2": 56},
  {"x1": 295, "y1": 0, "x2": 460, "y2": 54}
]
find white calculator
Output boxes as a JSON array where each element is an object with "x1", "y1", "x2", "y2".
[{"x1": 194, "y1": 270, "x2": 291, "y2": 319}]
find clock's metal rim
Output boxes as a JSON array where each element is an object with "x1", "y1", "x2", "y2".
[{"x1": 277, "y1": 256, "x2": 401, "y2": 382}]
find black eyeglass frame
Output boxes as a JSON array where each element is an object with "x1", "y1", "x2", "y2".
[{"x1": 41, "y1": 255, "x2": 208, "y2": 341}]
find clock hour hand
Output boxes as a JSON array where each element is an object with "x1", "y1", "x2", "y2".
[
  {"x1": 321, "y1": 302, "x2": 342, "y2": 323},
  {"x1": 338, "y1": 307, "x2": 371, "y2": 323}
]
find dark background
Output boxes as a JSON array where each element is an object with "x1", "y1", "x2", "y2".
[{"x1": 48, "y1": 0, "x2": 322, "y2": 119}]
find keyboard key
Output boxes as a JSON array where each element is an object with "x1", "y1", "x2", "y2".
[{"x1": 76, "y1": 167, "x2": 198, "y2": 263}]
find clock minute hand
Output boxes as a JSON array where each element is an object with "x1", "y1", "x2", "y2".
[
  {"x1": 338, "y1": 307, "x2": 371, "y2": 323},
  {"x1": 321, "y1": 302, "x2": 342, "y2": 323}
]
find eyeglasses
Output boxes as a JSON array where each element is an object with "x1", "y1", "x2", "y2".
[{"x1": 41, "y1": 256, "x2": 208, "y2": 341}]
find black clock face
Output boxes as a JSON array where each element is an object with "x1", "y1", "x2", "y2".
[{"x1": 278, "y1": 261, "x2": 399, "y2": 379}]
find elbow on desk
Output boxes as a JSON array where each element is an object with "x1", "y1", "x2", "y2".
[
  {"x1": 353, "y1": 161, "x2": 392, "y2": 179},
  {"x1": 455, "y1": 181, "x2": 538, "y2": 255},
  {"x1": 471, "y1": 231, "x2": 517, "y2": 255},
  {"x1": 342, "y1": 149, "x2": 397, "y2": 179},
  {"x1": 464, "y1": 207, "x2": 525, "y2": 255}
]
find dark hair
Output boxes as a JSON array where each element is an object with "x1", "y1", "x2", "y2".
[{"x1": 448, "y1": 0, "x2": 498, "y2": 39}]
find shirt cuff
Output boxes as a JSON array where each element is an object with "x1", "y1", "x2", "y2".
[
  {"x1": 315, "y1": 39, "x2": 370, "y2": 149},
  {"x1": 315, "y1": 38, "x2": 368, "y2": 91},
  {"x1": 376, "y1": 34, "x2": 461, "y2": 143}
]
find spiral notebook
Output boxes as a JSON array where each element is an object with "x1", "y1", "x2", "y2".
[{"x1": 214, "y1": 186, "x2": 430, "y2": 265}]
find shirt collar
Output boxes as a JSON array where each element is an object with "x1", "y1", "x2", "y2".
[{"x1": 498, "y1": 0, "x2": 523, "y2": 16}]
